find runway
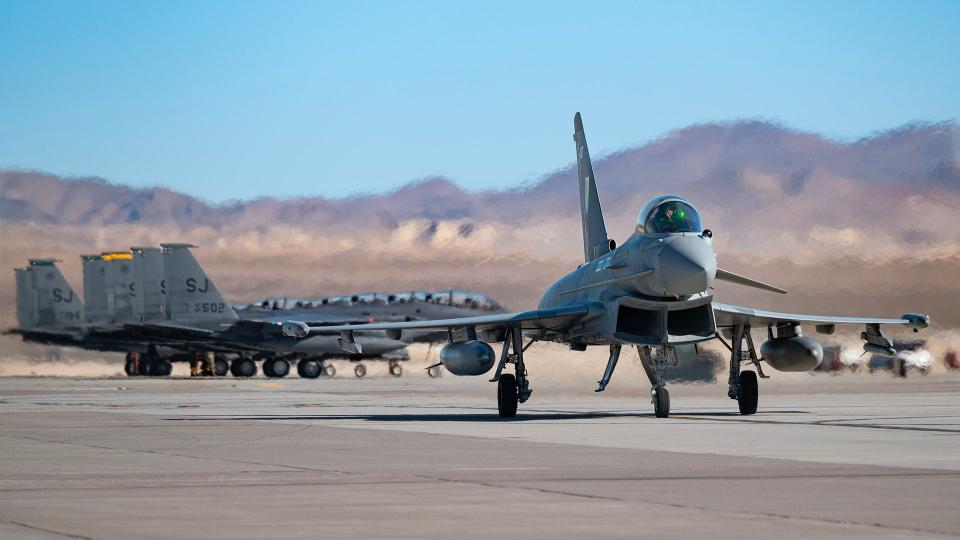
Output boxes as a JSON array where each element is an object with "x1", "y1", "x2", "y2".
[{"x1": 1, "y1": 374, "x2": 958, "y2": 539}]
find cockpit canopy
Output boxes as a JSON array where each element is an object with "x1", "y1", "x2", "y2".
[{"x1": 636, "y1": 196, "x2": 703, "y2": 235}]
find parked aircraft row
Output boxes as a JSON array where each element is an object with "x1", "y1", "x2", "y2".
[{"x1": 7, "y1": 245, "x2": 503, "y2": 379}]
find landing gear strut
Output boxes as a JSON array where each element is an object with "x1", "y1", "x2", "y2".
[
  {"x1": 639, "y1": 346, "x2": 675, "y2": 418},
  {"x1": 726, "y1": 325, "x2": 760, "y2": 415},
  {"x1": 490, "y1": 328, "x2": 532, "y2": 418}
]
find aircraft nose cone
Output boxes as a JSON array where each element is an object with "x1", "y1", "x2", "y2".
[{"x1": 659, "y1": 236, "x2": 717, "y2": 296}]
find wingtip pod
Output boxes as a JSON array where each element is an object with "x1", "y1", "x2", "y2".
[
  {"x1": 902, "y1": 313, "x2": 930, "y2": 330},
  {"x1": 281, "y1": 320, "x2": 310, "y2": 338}
]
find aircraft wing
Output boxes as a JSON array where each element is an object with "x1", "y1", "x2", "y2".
[
  {"x1": 282, "y1": 303, "x2": 595, "y2": 337},
  {"x1": 713, "y1": 302, "x2": 929, "y2": 330},
  {"x1": 119, "y1": 322, "x2": 219, "y2": 339}
]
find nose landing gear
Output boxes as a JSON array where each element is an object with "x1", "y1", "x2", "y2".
[{"x1": 639, "y1": 346, "x2": 676, "y2": 418}]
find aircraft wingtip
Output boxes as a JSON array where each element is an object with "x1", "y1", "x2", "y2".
[{"x1": 574, "y1": 112, "x2": 583, "y2": 131}]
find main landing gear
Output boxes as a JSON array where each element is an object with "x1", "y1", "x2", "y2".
[
  {"x1": 490, "y1": 328, "x2": 533, "y2": 418},
  {"x1": 724, "y1": 325, "x2": 763, "y2": 415},
  {"x1": 638, "y1": 345, "x2": 676, "y2": 418}
]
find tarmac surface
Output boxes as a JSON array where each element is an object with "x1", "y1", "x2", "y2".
[{"x1": 1, "y1": 372, "x2": 958, "y2": 539}]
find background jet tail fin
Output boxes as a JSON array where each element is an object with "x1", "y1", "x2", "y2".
[
  {"x1": 25, "y1": 259, "x2": 85, "y2": 328},
  {"x1": 131, "y1": 247, "x2": 166, "y2": 322},
  {"x1": 81, "y1": 255, "x2": 109, "y2": 325},
  {"x1": 15, "y1": 268, "x2": 35, "y2": 329},
  {"x1": 574, "y1": 112, "x2": 611, "y2": 262},
  {"x1": 162, "y1": 243, "x2": 238, "y2": 324},
  {"x1": 101, "y1": 251, "x2": 139, "y2": 324}
]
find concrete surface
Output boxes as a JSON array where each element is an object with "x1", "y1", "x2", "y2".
[{"x1": 0, "y1": 374, "x2": 958, "y2": 539}]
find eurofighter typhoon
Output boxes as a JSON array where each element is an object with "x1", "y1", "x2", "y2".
[{"x1": 282, "y1": 113, "x2": 930, "y2": 418}]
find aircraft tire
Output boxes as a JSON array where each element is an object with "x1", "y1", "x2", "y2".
[
  {"x1": 138, "y1": 358, "x2": 153, "y2": 376},
  {"x1": 389, "y1": 363, "x2": 403, "y2": 377},
  {"x1": 654, "y1": 387, "x2": 670, "y2": 418},
  {"x1": 263, "y1": 359, "x2": 277, "y2": 378},
  {"x1": 738, "y1": 371, "x2": 758, "y2": 415},
  {"x1": 354, "y1": 364, "x2": 367, "y2": 378},
  {"x1": 124, "y1": 353, "x2": 137, "y2": 376},
  {"x1": 497, "y1": 374, "x2": 518, "y2": 418},
  {"x1": 153, "y1": 359, "x2": 173, "y2": 377},
  {"x1": 235, "y1": 358, "x2": 257, "y2": 378},
  {"x1": 297, "y1": 360, "x2": 321, "y2": 379},
  {"x1": 214, "y1": 358, "x2": 229, "y2": 377},
  {"x1": 322, "y1": 364, "x2": 336, "y2": 378},
  {"x1": 271, "y1": 359, "x2": 290, "y2": 378}
]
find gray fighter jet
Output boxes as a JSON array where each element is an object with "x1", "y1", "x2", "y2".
[{"x1": 281, "y1": 113, "x2": 930, "y2": 418}]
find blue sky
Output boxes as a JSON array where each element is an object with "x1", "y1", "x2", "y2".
[{"x1": 1, "y1": 0, "x2": 957, "y2": 202}]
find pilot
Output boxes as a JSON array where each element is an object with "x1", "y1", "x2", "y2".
[{"x1": 654, "y1": 203, "x2": 679, "y2": 232}]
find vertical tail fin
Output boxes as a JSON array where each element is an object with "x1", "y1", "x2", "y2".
[
  {"x1": 162, "y1": 243, "x2": 238, "y2": 324},
  {"x1": 574, "y1": 112, "x2": 611, "y2": 262},
  {"x1": 82, "y1": 255, "x2": 109, "y2": 325},
  {"x1": 25, "y1": 259, "x2": 84, "y2": 328},
  {"x1": 14, "y1": 267, "x2": 35, "y2": 329},
  {"x1": 101, "y1": 251, "x2": 139, "y2": 324},
  {"x1": 131, "y1": 247, "x2": 166, "y2": 322}
]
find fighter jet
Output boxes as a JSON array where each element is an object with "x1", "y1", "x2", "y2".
[{"x1": 281, "y1": 113, "x2": 930, "y2": 418}]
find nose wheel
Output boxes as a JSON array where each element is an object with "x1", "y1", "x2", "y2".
[
  {"x1": 388, "y1": 360, "x2": 403, "y2": 377},
  {"x1": 653, "y1": 387, "x2": 670, "y2": 418}
]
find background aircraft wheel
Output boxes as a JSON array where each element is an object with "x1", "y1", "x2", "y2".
[
  {"x1": 427, "y1": 365, "x2": 442, "y2": 378},
  {"x1": 389, "y1": 363, "x2": 403, "y2": 377},
  {"x1": 322, "y1": 364, "x2": 336, "y2": 378},
  {"x1": 271, "y1": 359, "x2": 290, "y2": 378},
  {"x1": 235, "y1": 358, "x2": 257, "y2": 377},
  {"x1": 124, "y1": 353, "x2": 137, "y2": 376},
  {"x1": 152, "y1": 359, "x2": 173, "y2": 377},
  {"x1": 354, "y1": 364, "x2": 367, "y2": 378},
  {"x1": 263, "y1": 358, "x2": 277, "y2": 378},
  {"x1": 214, "y1": 358, "x2": 229, "y2": 377},
  {"x1": 137, "y1": 357, "x2": 153, "y2": 376},
  {"x1": 297, "y1": 359, "x2": 321, "y2": 379},
  {"x1": 654, "y1": 387, "x2": 670, "y2": 418},
  {"x1": 497, "y1": 374, "x2": 518, "y2": 418},
  {"x1": 738, "y1": 371, "x2": 758, "y2": 415}
]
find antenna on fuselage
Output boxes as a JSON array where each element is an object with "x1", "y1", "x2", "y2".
[{"x1": 574, "y1": 112, "x2": 611, "y2": 262}]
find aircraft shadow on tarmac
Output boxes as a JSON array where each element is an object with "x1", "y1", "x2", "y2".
[{"x1": 177, "y1": 410, "x2": 810, "y2": 423}]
